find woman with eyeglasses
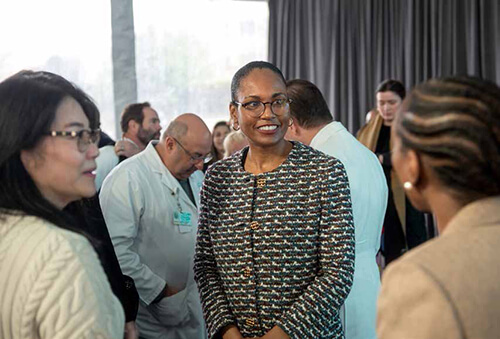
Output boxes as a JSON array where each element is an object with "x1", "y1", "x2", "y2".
[
  {"x1": 0, "y1": 70, "x2": 124, "y2": 339},
  {"x1": 377, "y1": 76, "x2": 500, "y2": 338},
  {"x1": 194, "y1": 61, "x2": 355, "y2": 339}
]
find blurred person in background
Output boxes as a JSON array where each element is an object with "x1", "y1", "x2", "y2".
[
  {"x1": 357, "y1": 79, "x2": 434, "y2": 267},
  {"x1": 223, "y1": 130, "x2": 248, "y2": 157},
  {"x1": 204, "y1": 120, "x2": 230, "y2": 171},
  {"x1": 95, "y1": 102, "x2": 161, "y2": 191}
]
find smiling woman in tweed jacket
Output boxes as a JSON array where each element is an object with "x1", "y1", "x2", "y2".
[{"x1": 194, "y1": 61, "x2": 355, "y2": 339}]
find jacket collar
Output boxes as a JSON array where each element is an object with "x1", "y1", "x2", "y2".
[{"x1": 444, "y1": 196, "x2": 500, "y2": 235}]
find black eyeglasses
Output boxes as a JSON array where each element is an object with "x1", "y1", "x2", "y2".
[
  {"x1": 46, "y1": 129, "x2": 101, "y2": 152},
  {"x1": 172, "y1": 137, "x2": 213, "y2": 164},
  {"x1": 232, "y1": 98, "x2": 292, "y2": 118}
]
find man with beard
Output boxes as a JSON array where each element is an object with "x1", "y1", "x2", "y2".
[
  {"x1": 95, "y1": 102, "x2": 162, "y2": 190},
  {"x1": 100, "y1": 114, "x2": 212, "y2": 339}
]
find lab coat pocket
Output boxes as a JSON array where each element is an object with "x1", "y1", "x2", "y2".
[{"x1": 148, "y1": 288, "x2": 189, "y2": 326}]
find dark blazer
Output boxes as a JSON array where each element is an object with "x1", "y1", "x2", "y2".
[{"x1": 194, "y1": 142, "x2": 355, "y2": 339}]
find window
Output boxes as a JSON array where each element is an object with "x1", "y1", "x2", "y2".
[
  {"x1": 134, "y1": 0, "x2": 269, "y2": 130},
  {"x1": 0, "y1": 0, "x2": 115, "y2": 137}
]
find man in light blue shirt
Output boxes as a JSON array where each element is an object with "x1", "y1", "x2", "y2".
[{"x1": 285, "y1": 79, "x2": 388, "y2": 339}]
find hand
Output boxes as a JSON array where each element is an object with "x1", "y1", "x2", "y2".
[
  {"x1": 115, "y1": 139, "x2": 140, "y2": 158},
  {"x1": 152, "y1": 283, "x2": 181, "y2": 304},
  {"x1": 124, "y1": 321, "x2": 139, "y2": 339},
  {"x1": 222, "y1": 325, "x2": 244, "y2": 339},
  {"x1": 164, "y1": 284, "x2": 180, "y2": 298},
  {"x1": 260, "y1": 326, "x2": 290, "y2": 339}
]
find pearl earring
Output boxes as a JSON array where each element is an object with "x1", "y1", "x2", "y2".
[{"x1": 403, "y1": 181, "x2": 413, "y2": 190}]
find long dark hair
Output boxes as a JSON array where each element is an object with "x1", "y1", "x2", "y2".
[{"x1": 0, "y1": 70, "x2": 100, "y2": 234}]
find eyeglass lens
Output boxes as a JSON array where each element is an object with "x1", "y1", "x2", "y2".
[{"x1": 77, "y1": 130, "x2": 100, "y2": 152}]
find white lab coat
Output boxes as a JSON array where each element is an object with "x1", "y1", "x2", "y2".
[
  {"x1": 95, "y1": 145, "x2": 118, "y2": 191},
  {"x1": 100, "y1": 141, "x2": 206, "y2": 339},
  {"x1": 310, "y1": 122, "x2": 388, "y2": 339}
]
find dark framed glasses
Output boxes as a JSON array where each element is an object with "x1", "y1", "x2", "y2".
[
  {"x1": 46, "y1": 129, "x2": 101, "y2": 152},
  {"x1": 172, "y1": 137, "x2": 213, "y2": 164},
  {"x1": 232, "y1": 98, "x2": 292, "y2": 118}
]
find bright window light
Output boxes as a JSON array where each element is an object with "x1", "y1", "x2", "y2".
[
  {"x1": 133, "y1": 0, "x2": 269, "y2": 131},
  {"x1": 0, "y1": 0, "x2": 115, "y2": 137}
]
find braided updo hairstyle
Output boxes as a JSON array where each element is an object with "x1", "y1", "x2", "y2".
[{"x1": 395, "y1": 76, "x2": 500, "y2": 204}]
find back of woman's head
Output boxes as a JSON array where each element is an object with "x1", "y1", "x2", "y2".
[
  {"x1": 0, "y1": 70, "x2": 99, "y2": 229},
  {"x1": 396, "y1": 75, "x2": 500, "y2": 203}
]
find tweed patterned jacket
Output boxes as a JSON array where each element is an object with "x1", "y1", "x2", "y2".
[{"x1": 194, "y1": 142, "x2": 355, "y2": 339}]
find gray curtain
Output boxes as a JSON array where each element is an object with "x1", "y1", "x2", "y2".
[{"x1": 268, "y1": 0, "x2": 500, "y2": 133}]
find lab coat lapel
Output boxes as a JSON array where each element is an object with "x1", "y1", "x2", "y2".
[{"x1": 159, "y1": 170, "x2": 197, "y2": 210}]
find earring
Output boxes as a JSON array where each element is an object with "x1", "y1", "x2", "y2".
[
  {"x1": 403, "y1": 181, "x2": 413, "y2": 190},
  {"x1": 232, "y1": 123, "x2": 240, "y2": 131},
  {"x1": 289, "y1": 119, "x2": 293, "y2": 126}
]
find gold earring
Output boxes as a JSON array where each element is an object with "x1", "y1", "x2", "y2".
[{"x1": 403, "y1": 181, "x2": 413, "y2": 190}]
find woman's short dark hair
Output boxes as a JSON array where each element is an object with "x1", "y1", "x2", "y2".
[
  {"x1": 396, "y1": 75, "x2": 500, "y2": 204},
  {"x1": 230, "y1": 61, "x2": 286, "y2": 102},
  {"x1": 377, "y1": 79, "x2": 406, "y2": 100},
  {"x1": 0, "y1": 70, "x2": 100, "y2": 233}
]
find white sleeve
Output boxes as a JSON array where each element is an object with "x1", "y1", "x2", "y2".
[
  {"x1": 99, "y1": 168, "x2": 166, "y2": 305},
  {"x1": 95, "y1": 145, "x2": 119, "y2": 191}
]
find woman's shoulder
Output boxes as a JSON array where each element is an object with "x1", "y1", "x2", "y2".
[
  {"x1": 1, "y1": 213, "x2": 96, "y2": 262},
  {"x1": 0, "y1": 213, "x2": 124, "y2": 338}
]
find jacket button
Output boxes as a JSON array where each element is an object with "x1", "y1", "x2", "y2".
[
  {"x1": 243, "y1": 267, "x2": 252, "y2": 277},
  {"x1": 250, "y1": 221, "x2": 259, "y2": 230},
  {"x1": 245, "y1": 318, "x2": 256, "y2": 327},
  {"x1": 257, "y1": 178, "x2": 266, "y2": 188}
]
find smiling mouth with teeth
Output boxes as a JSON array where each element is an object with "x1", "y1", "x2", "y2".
[{"x1": 258, "y1": 125, "x2": 278, "y2": 131}]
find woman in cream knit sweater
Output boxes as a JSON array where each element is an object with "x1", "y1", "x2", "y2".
[{"x1": 0, "y1": 71, "x2": 124, "y2": 339}]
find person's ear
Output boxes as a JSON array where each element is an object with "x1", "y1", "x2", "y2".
[
  {"x1": 164, "y1": 136, "x2": 175, "y2": 151},
  {"x1": 229, "y1": 103, "x2": 240, "y2": 131},
  {"x1": 128, "y1": 120, "x2": 139, "y2": 133},
  {"x1": 20, "y1": 149, "x2": 37, "y2": 173},
  {"x1": 405, "y1": 149, "x2": 422, "y2": 188}
]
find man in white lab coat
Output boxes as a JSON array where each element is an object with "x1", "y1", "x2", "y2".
[
  {"x1": 95, "y1": 102, "x2": 162, "y2": 191},
  {"x1": 285, "y1": 79, "x2": 388, "y2": 339},
  {"x1": 100, "y1": 113, "x2": 212, "y2": 339}
]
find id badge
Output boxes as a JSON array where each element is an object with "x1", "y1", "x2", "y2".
[{"x1": 173, "y1": 211, "x2": 192, "y2": 233}]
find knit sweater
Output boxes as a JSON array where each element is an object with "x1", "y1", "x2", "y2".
[
  {"x1": 0, "y1": 214, "x2": 124, "y2": 339},
  {"x1": 194, "y1": 141, "x2": 355, "y2": 339}
]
